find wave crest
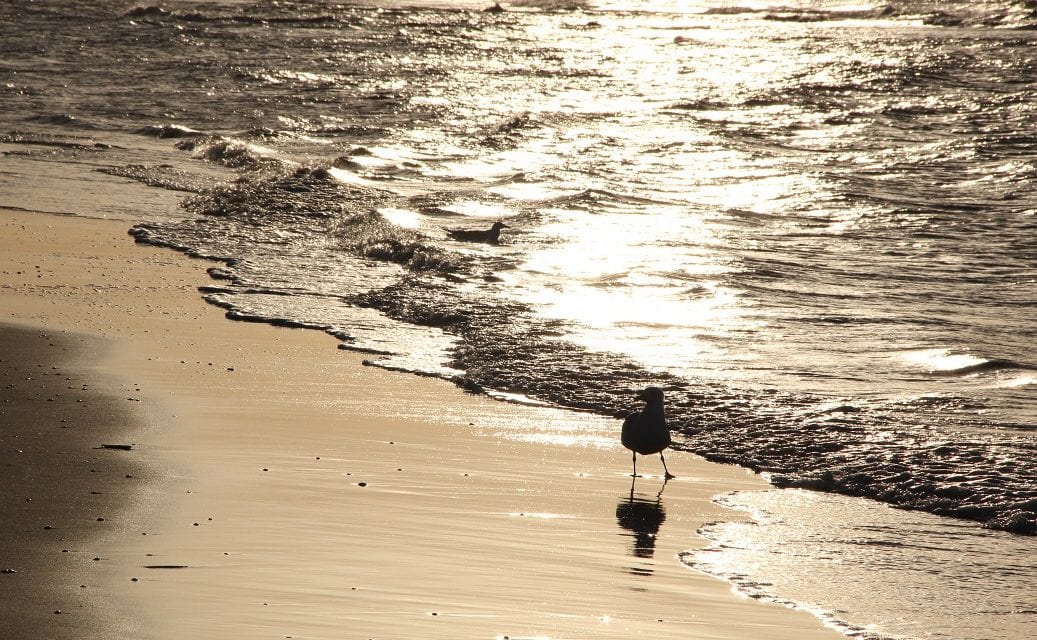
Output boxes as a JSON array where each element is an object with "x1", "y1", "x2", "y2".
[
  {"x1": 175, "y1": 135, "x2": 277, "y2": 170},
  {"x1": 337, "y1": 212, "x2": 459, "y2": 274},
  {"x1": 136, "y1": 123, "x2": 203, "y2": 139}
]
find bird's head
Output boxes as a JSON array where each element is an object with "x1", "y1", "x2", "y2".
[
  {"x1": 491, "y1": 221, "x2": 509, "y2": 230},
  {"x1": 637, "y1": 387, "x2": 665, "y2": 404}
]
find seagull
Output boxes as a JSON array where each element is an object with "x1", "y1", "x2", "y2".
[
  {"x1": 447, "y1": 221, "x2": 508, "y2": 244},
  {"x1": 621, "y1": 387, "x2": 674, "y2": 479}
]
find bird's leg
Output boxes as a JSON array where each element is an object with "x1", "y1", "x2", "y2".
[
  {"x1": 660, "y1": 453, "x2": 675, "y2": 480},
  {"x1": 631, "y1": 452, "x2": 639, "y2": 478}
]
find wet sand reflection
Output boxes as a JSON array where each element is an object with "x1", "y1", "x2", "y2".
[{"x1": 616, "y1": 477, "x2": 668, "y2": 576}]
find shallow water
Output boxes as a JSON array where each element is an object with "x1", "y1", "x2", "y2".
[
  {"x1": 688, "y1": 488, "x2": 1037, "y2": 639},
  {"x1": 2, "y1": 0, "x2": 1036, "y2": 637}
]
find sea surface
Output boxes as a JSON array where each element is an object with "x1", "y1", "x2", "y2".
[{"x1": 2, "y1": 1, "x2": 1035, "y2": 638}]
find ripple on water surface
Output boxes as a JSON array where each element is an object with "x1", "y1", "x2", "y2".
[{"x1": 686, "y1": 488, "x2": 1037, "y2": 640}]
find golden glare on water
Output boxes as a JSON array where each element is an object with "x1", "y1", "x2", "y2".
[
  {"x1": 6, "y1": 3, "x2": 1037, "y2": 640},
  {"x1": 503, "y1": 208, "x2": 755, "y2": 377},
  {"x1": 998, "y1": 375, "x2": 1036, "y2": 388},
  {"x1": 377, "y1": 207, "x2": 423, "y2": 229},
  {"x1": 902, "y1": 348, "x2": 986, "y2": 373}
]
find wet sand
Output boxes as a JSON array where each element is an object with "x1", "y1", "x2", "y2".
[
  {"x1": 0, "y1": 324, "x2": 147, "y2": 638},
  {"x1": 1, "y1": 206, "x2": 843, "y2": 639}
]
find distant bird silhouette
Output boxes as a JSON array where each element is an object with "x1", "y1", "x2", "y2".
[
  {"x1": 447, "y1": 221, "x2": 508, "y2": 244},
  {"x1": 621, "y1": 387, "x2": 674, "y2": 479}
]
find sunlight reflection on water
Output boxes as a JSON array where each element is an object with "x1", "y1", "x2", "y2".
[
  {"x1": 687, "y1": 488, "x2": 1037, "y2": 640},
  {"x1": 6, "y1": 1, "x2": 1035, "y2": 637}
]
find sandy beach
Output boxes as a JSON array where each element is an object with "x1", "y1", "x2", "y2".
[{"x1": 1, "y1": 204, "x2": 843, "y2": 639}]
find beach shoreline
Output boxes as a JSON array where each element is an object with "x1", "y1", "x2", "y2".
[{"x1": 1, "y1": 204, "x2": 843, "y2": 639}]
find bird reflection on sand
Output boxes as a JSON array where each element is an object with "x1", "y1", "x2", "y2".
[{"x1": 615, "y1": 476, "x2": 668, "y2": 576}]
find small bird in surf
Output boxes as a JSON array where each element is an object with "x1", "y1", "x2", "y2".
[
  {"x1": 621, "y1": 387, "x2": 674, "y2": 479},
  {"x1": 447, "y1": 221, "x2": 508, "y2": 244}
]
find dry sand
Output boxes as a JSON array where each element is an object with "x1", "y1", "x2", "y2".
[{"x1": 1, "y1": 205, "x2": 844, "y2": 639}]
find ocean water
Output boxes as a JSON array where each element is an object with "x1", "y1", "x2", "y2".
[{"x1": 2, "y1": 0, "x2": 1035, "y2": 637}]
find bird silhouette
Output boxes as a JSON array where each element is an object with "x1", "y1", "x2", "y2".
[
  {"x1": 446, "y1": 221, "x2": 508, "y2": 244},
  {"x1": 621, "y1": 387, "x2": 674, "y2": 479}
]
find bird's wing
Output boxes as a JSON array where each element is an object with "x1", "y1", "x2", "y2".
[{"x1": 621, "y1": 412, "x2": 639, "y2": 451}]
